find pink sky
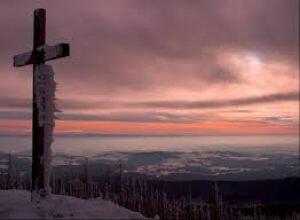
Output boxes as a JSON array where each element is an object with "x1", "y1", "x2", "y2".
[{"x1": 0, "y1": 0, "x2": 299, "y2": 135}]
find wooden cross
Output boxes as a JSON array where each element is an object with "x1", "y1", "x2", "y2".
[{"x1": 13, "y1": 8, "x2": 69, "y2": 198}]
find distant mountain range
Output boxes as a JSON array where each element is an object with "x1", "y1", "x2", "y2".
[
  {"x1": 1, "y1": 151, "x2": 300, "y2": 207},
  {"x1": 0, "y1": 149, "x2": 299, "y2": 181}
]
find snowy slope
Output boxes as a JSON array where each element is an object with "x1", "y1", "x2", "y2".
[{"x1": 0, "y1": 190, "x2": 147, "y2": 219}]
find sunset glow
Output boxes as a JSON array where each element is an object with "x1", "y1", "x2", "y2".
[{"x1": 0, "y1": 0, "x2": 298, "y2": 136}]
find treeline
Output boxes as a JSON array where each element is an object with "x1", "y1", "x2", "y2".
[{"x1": 0, "y1": 154, "x2": 300, "y2": 220}]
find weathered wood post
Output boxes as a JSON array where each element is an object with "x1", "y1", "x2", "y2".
[{"x1": 32, "y1": 8, "x2": 46, "y2": 198}]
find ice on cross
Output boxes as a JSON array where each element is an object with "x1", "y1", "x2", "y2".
[
  {"x1": 35, "y1": 64, "x2": 58, "y2": 127},
  {"x1": 34, "y1": 64, "x2": 58, "y2": 196}
]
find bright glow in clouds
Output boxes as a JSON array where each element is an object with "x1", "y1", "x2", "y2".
[{"x1": 0, "y1": 0, "x2": 298, "y2": 135}]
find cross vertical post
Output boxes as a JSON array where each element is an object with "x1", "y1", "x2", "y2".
[{"x1": 32, "y1": 8, "x2": 46, "y2": 197}]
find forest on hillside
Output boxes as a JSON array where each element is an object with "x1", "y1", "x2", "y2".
[{"x1": 1, "y1": 153, "x2": 300, "y2": 220}]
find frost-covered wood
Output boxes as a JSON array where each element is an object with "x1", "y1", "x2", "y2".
[{"x1": 34, "y1": 64, "x2": 58, "y2": 197}]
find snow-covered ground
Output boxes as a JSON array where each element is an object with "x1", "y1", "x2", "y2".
[{"x1": 0, "y1": 190, "x2": 147, "y2": 219}]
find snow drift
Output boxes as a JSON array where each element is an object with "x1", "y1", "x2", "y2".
[{"x1": 0, "y1": 190, "x2": 147, "y2": 219}]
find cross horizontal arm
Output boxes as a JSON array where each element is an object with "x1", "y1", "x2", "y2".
[
  {"x1": 13, "y1": 51, "x2": 34, "y2": 67},
  {"x1": 41, "y1": 43, "x2": 70, "y2": 63},
  {"x1": 13, "y1": 43, "x2": 70, "y2": 67}
]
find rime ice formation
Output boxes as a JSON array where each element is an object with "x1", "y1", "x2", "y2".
[{"x1": 34, "y1": 64, "x2": 58, "y2": 196}]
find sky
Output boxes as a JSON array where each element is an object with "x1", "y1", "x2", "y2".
[{"x1": 0, "y1": 0, "x2": 299, "y2": 135}]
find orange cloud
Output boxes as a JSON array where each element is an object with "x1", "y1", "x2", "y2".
[
  {"x1": 54, "y1": 120, "x2": 300, "y2": 135},
  {"x1": 0, "y1": 110, "x2": 298, "y2": 136}
]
